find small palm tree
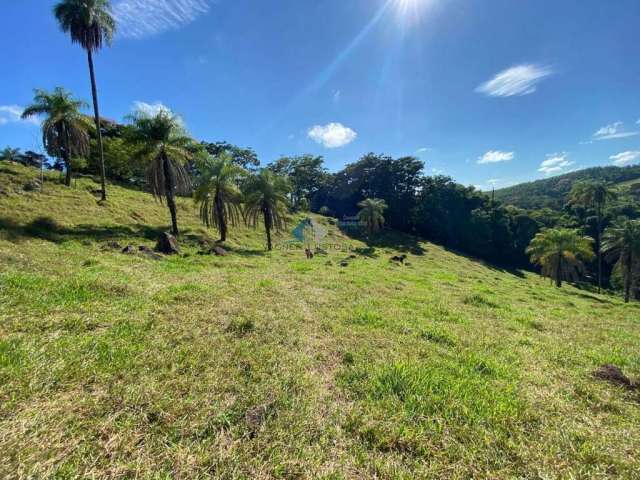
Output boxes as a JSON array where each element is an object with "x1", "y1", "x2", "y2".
[
  {"x1": 129, "y1": 110, "x2": 192, "y2": 236},
  {"x1": 54, "y1": 0, "x2": 115, "y2": 202},
  {"x1": 568, "y1": 180, "x2": 617, "y2": 292},
  {"x1": 602, "y1": 220, "x2": 640, "y2": 303},
  {"x1": 21, "y1": 88, "x2": 91, "y2": 186},
  {"x1": 526, "y1": 228, "x2": 594, "y2": 288},
  {"x1": 194, "y1": 153, "x2": 245, "y2": 242},
  {"x1": 357, "y1": 198, "x2": 388, "y2": 236},
  {"x1": 1, "y1": 147, "x2": 21, "y2": 162},
  {"x1": 243, "y1": 169, "x2": 290, "y2": 250}
]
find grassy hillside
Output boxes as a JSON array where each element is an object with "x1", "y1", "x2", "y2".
[
  {"x1": 1, "y1": 162, "x2": 639, "y2": 479},
  {"x1": 494, "y1": 164, "x2": 640, "y2": 209}
]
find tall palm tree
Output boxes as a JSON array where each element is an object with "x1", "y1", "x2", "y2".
[
  {"x1": 129, "y1": 110, "x2": 192, "y2": 236},
  {"x1": 243, "y1": 169, "x2": 290, "y2": 251},
  {"x1": 21, "y1": 88, "x2": 90, "y2": 186},
  {"x1": 194, "y1": 153, "x2": 245, "y2": 242},
  {"x1": 568, "y1": 180, "x2": 617, "y2": 292},
  {"x1": 0, "y1": 147, "x2": 21, "y2": 162},
  {"x1": 602, "y1": 220, "x2": 640, "y2": 303},
  {"x1": 526, "y1": 228, "x2": 594, "y2": 288},
  {"x1": 357, "y1": 198, "x2": 388, "y2": 236},
  {"x1": 54, "y1": 0, "x2": 115, "y2": 202}
]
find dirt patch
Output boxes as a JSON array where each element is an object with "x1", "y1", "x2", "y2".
[{"x1": 593, "y1": 364, "x2": 636, "y2": 390}]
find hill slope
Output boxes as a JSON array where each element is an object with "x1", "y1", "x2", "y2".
[
  {"x1": 1, "y1": 162, "x2": 639, "y2": 479},
  {"x1": 494, "y1": 164, "x2": 640, "y2": 209}
]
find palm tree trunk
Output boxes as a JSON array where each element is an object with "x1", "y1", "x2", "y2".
[
  {"x1": 64, "y1": 155, "x2": 72, "y2": 186},
  {"x1": 596, "y1": 205, "x2": 602, "y2": 293},
  {"x1": 215, "y1": 193, "x2": 227, "y2": 242},
  {"x1": 62, "y1": 125, "x2": 71, "y2": 187},
  {"x1": 624, "y1": 261, "x2": 631, "y2": 303},
  {"x1": 263, "y1": 206, "x2": 272, "y2": 251},
  {"x1": 555, "y1": 255, "x2": 562, "y2": 288},
  {"x1": 162, "y1": 152, "x2": 179, "y2": 236},
  {"x1": 87, "y1": 49, "x2": 107, "y2": 201}
]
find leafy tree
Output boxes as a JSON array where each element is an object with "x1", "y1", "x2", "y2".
[
  {"x1": 54, "y1": 0, "x2": 116, "y2": 202},
  {"x1": 243, "y1": 169, "x2": 290, "y2": 251},
  {"x1": 1, "y1": 147, "x2": 21, "y2": 162},
  {"x1": 322, "y1": 154, "x2": 423, "y2": 231},
  {"x1": 506, "y1": 206, "x2": 541, "y2": 263},
  {"x1": 128, "y1": 110, "x2": 193, "y2": 236},
  {"x1": 22, "y1": 88, "x2": 91, "y2": 186},
  {"x1": 526, "y1": 228, "x2": 594, "y2": 287},
  {"x1": 602, "y1": 220, "x2": 640, "y2": 302},
  {"x1": 568, "y1": 180, "x2": 617, "y2": 291},
  {"x1": 201, "y1": 141, "x2": 259, "y2": 170},
  {"x1": 297, "y1": 197, "x2": 310, "y2": 212},
  {"x1": 268, "y1": 155, "x2": 328, "y2": 210},
  {"x1": 99, "y1": 136, "x2": 146, "y2": 182},
  {"x1": 194, "y1": 153, "x2": 245, "y2": 242},
  {"x1": 357, "y1": 198, "x2": 387, "y2": 236},
  {"x1": 79, "y1": 119, "x2": 146, "y2": 182},
  {"x1": 413, "y1": 176, "x2": 484, "y2": 248}
]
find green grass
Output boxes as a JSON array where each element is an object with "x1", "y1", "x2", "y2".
[{"x1": 1, "y1": 162, "x2": 640, "y2": 479}]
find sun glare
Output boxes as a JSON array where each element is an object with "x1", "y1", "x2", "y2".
[{"x1": 394, "y1": 0, "x2": 433, "y2": 25}]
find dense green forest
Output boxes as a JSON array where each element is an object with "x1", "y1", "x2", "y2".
[{"x1": 494, "y1": 165, "x2": 640, "y2": 209}]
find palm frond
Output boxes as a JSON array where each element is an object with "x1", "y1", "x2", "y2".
[
  {"x1": 54, "y1": 0, "x2": 116, "y2": 52},
  {"x1": 24, "y1": 88, "x2": 89, "y2": 161},
  {"x1": 242, "y1": 169, "x2": 291, "y2": 233},
  {"x1": 527, "y1": 228, "x2": 594, "y2": 285}
]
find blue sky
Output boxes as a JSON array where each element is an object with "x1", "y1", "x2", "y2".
[{"x1": 2, "y1": 0, "x2": 639, "y2": 189}]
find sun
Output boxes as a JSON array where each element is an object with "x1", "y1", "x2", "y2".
[{"x1": 393, "y1": 0, "x2": 433, "y2": 24}]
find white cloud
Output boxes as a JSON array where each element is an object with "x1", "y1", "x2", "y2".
[
  {"x1": 538, "y1": 153, "x2": 574, "y2": 175},
  {"x1": 0, "y1": 105, "x2": 39, "y2": 126},
  {"x1": 132, "y1": 101, "x2": 173, "y2": 117},
  {"x1": 592, "y1": 121, "x2": 639, "y2": 140},
  {"x1": 477, "y1": 150, "x2": 514, "y2": 164},
  {"x1": 113, "y1": 0, "x2": 212, "y2": 38},
  {"x1": 487, "y1": 178, "x2": 501, "y2": 185},
  {"x1": 475, "y1": 64, "x2": 553, "y2": 97},
  {"x1": 132, "y1": 101, "x2": 186, "y2": 127},
  {"x1": 416, "y1": 147, "x2": 431, "y2": 154},
  {"x1": 610, "y1": 151, "x2": 640, "y2": 166},
  {"x1": 332, "y1": 90, "x2": 341, "y2": 104},
  {"x1": 308, "y1": 122, "x2": 357, "y2": 148}
]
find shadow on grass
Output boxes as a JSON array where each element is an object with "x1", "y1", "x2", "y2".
[
  {"x1": 436, "y1": 243, "x2": 527, "y2": 279},
  {"x1": 224, "y1": 245, "x2": 266, "y2": 257},
  {"x1": 339, "y1": 224, "x2": 530, "y2": 279},
  {"x1": 0, "y1": 215, "x2": 200, "y2": 245},
  {"x1": 339, "y1": 226, "x2": 426, "y2": 256},
  {"x1": 352, "y1": 246, "x2": 378, "y2": 258},
  {"x1": 567, "y1": 290, "x2": 614, "y2": 305}
]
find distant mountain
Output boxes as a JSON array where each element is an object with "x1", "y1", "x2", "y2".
[{"x1": 494, "y1": 165, "x2": 640, "y2": 210}]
